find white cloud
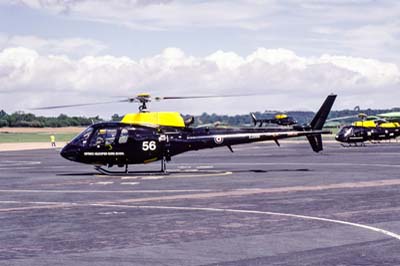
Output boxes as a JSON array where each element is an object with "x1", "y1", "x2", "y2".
[
  {"x1": 206, "y1": 50, "x2": 244, "y2": 70},
  {"x1": 319, "y1": 54, "x2": 399, "y2": 85},
  {"x1": 3, "y1": 0, "x2": 399, "y2": 63},
  {"x1": 0, "y1": 33, "x2": 107, "y2": 57},
  {"x1": 0, "y1": 46, "x2": 399, "y2": 117}
]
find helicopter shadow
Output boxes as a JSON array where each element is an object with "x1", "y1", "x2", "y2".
[
  {"x1": 55, "y1": 168, "x2": 312, "y2": 177},
  {"x1": 233, "y1": 168, "x2": 311, "y2": 173},
  {"x1": 57, "y1": 172, "x2": 98, "y2": 177}
]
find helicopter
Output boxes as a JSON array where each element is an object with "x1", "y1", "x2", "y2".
[
  {"x1": 332, "y1": 113, "x2": 400, "y2": 146},
  {"x1": 37, "y1": 93, "x2": 336, "y2": 175},
  {"x1": 250, "y1": 112, "x2": 298, "y2": 127}
]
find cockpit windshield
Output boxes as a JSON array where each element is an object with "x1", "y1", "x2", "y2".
[
  {"x1": 70, "y1": 127, "x2": 93, "y2": 147},
  {"x1": 343, "y1": 127, "x2": 353, "y2": 137}
]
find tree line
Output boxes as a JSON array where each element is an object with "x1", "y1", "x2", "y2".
[{"x1": 0, "y1": 110, "x2": 102, "y2": 127}]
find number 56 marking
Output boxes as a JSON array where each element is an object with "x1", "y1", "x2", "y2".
[{"x1": 142, "y1": 141, "x2": 157, "y2": 151}]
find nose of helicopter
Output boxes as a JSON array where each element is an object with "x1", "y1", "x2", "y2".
[
  {"x1": 60, "y1": 144, "x2": 79, "y2": 162},
  {"x1": 335, "y1": 130, "x2": 346, "y2": 142}
]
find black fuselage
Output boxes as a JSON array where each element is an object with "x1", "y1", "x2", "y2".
[
  {"x1": 61, "y1": 122, "x2": 325, "y2": 166},
  {"x1": 335, "y1": 125, "x2": 400, "y2": 143}
]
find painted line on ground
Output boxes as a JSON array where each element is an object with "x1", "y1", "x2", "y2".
[
  {"x1": 0, "y1": 200, "x2": 69, "y2": 205},
  {"x1": 111, "y1": 179, "x2": 400, "y2": 204},
  {"x1": 90, "y1": 181, "x2": 114, "y2": 185},
  {"x1": 0, "y1": 189, "x2": 216, "y2": 194},
  {"x1": 144, "y1": 171, "x2": 232, "y2": 180},
  {"x1": 173, "y1": 162, "x2": 400, "y2": 168},
  {"x1": 101, "y1": 171, "x2": 232, "y2": 180},
  {"x1": 1, "y1": 179, "x2": 400, "y2": 199},
  {"x1": 89, "y1": 204, "x2": 400, "y2": 241},
  {"x1": 0, "y1": 161, "x2": 41, "y2": 166},
  {"x1": 2, "y1": 200, "x2": 398, "y2": 242},
  {"x1": 120, "y1": 182, "x2": 140, "y2": 186},
  {"x1": 1, "y1": 179, "x2": 400, "y2": 212},
  {"x1": 0, "y1": 203, "x2": 77, "y2": 212},
  {"x1": 196, "y1": 165, "x2": 215, "y2": 169}
]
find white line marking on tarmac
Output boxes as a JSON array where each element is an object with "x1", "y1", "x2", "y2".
[
  {"x1": 1, "y1": 178, "x2": 400, "y2": 202},
  {"x1": 90, "y1": 204, "x2": 400, "y2": 241},
  {"x1": 174, "y1": 162, "x2": 400, "y2": 168},
  {"x1": 178, "y1": 166, "x2": 192, "y2": 169},
  {"x1": 118, "y1": 171, "x2": 232, "y2": 180},
  {"x1": 0, "y1": 166, "x2": 68, "y2": 170},
  {"x1": 196, "y1": 165, "x2": 214, "y2": 169},
  {"x1": 98, "y1": 211, "x2": 126, "y2": 215},
  {"x1": 0, "y1": 161, "x2": 41, "y2": 166},
  {"x1": 0, "y1": 201, "x2": 65, "y2": 205},
  {"x1": 2, "y1": 178, "x2": 400, "y2": 197},
  {"x1": 141, "y1": 176, "x2": 165, "y2": 180},
  {"x1": 90, "y1": 181, "x2": 114, "y2": 185},
  {"x1": 120, "y1": 182, "x2": 140, "y2": 186},
  {"x1": 0, "y1": 189, "x2": 216, "y2": 194}
]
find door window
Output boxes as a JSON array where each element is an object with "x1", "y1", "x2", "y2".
[{"x1": 119, "y1": 128, "x2": 129, "y2": 144}]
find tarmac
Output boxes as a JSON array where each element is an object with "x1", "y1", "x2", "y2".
[{"x1": 0, "y1": 141, "x2": 400, "y2": 265}]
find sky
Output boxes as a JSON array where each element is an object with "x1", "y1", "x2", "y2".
[{"x1": 0, "y1": 0, "x2": 399, "y2": 118}]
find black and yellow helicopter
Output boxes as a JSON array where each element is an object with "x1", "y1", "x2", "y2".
[
  {"x1": 250, "y1": 112, "x2": 298, "y2": 126},
  {"x1": 333, "y1": 113, "x2": 400, "y2": 146},
  {"x1": 37, "y1": 93, "x2": 336, "y2": 174}
]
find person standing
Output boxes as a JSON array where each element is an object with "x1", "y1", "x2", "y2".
[{"x1": 50, "y1": 135, "x2": 56, "y2": 147}]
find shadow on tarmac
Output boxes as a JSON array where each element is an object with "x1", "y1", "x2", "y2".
[{"x1": 234, "y1": 168, "x2": 311, "y2": 173}]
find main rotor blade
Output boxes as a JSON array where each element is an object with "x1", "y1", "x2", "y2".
[
  {"x1": 326, "y1": 115, "x2": 358, "y2": 122},
  {"x1": 31, "y1": 92, "x2": 264, "y2": 110},
  {"x1": 31, "y1": 99, "x2": 129, "y2": 110},
  {"x1": 154, "y1": 93, "x2": 260, "y2": 101}
]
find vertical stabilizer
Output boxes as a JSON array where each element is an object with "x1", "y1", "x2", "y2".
[
  {"x1": 307, "y1": 94, "x2": 337, "y2": 152},
  {"x1": 310, "y1": 94, "x2": 337, "y2": 130}
]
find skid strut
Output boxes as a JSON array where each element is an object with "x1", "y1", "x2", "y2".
[
  {"x1": 95, "y1": 158, "x2": 169, "y2": 176},
  {"x1": 161, "y1": 157, "x2": 167, "y2": 173}
]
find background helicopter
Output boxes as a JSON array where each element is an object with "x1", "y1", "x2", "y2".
[
  {"x1": 330, "y1": 113, "x2": 400, "y2": 146},
  {"x1": 35, "y1": 93, "x2": 337, "y2": 175},
  {"x1": 250, "y1": 112, "x2": 298, "y2": 126}
]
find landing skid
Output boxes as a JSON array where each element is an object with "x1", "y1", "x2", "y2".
[{"x1": 95, "y1": 157, "x2": 169, "y2": 176}]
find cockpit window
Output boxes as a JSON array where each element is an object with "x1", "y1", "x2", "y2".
[
  {"x1": 70, "y1": 127, "x2": 93, "y2": 146},
  {"x1": 105, "y1": 129, "x2": 117, "y2": 145},
  {"x1": 90, "y1": 128, "x2": 118, "y2": 147},
  {"x1": 344, "y1": 127, "x2": 353, "y2": 137}
]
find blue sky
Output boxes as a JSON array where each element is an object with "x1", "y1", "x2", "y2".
[{"x1": 0, "y1": 0, "x2": 399, "y2": 117}]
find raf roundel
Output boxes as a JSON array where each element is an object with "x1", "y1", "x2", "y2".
[{"x1": 214, "y1": 136, "x2": 224, "y2": 144}]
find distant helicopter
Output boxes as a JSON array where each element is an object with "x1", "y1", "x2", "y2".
[
  {"x1": 35, "y1": 93, "x2": 336, "y2": 175},
  {"x1": 332, "y1": 113, "x2": 400, "y2": 146},
  {"x1": 250, "y1": 113, "x2": 297, "y2": 127}
]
